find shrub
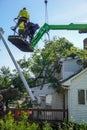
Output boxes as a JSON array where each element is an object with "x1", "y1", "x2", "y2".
[{"x1": 0, "y1": 112, "x2": 87, "y2": 130}]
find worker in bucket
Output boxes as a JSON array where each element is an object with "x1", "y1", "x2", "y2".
[{"x1": 12, "y1": 7, "x2": 30, "y2": 31}]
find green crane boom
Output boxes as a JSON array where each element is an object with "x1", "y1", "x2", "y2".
[{"x1": 31, "y1": 23, "x2": 87, "y2": 48}]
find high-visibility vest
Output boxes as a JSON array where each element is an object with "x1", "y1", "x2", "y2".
[
  {"x1": 18, "y1": 22, "x2": 25, "y2": 30},
  {"x1": 17, "y1": 9, "x2": 30, "y2": 19}
]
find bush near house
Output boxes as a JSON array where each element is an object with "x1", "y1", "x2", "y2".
[{"x1": 0, "y1": 112, "x2": 87, "y2": 130}]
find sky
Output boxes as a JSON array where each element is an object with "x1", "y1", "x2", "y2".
[{"x1": 0, "y1": 0, "x2": 87, "y2": 71}]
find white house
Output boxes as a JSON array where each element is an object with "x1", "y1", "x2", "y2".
[
  {"x1": 62, "y1": 68, "x2": 87, "y2": 123},
  {"x1": 32, "y1": 57, "x2": 87, "y2": 123}
]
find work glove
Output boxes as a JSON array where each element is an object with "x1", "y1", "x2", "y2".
[{"x1": 14, "y1": 18, "x2": 18, "y2": 20}]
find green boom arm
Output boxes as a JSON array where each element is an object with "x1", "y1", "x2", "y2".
[{"x1": 31, "y1": 23, "x2": 87, "y2": 48}]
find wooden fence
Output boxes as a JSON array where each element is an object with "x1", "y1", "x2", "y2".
[{"x1": 8, "y1": 108, "x2": 68, "y2": 122}]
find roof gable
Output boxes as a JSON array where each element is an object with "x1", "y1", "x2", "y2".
[{"x1": 62, "y1": 68, "x2": 87, "y2": 86}]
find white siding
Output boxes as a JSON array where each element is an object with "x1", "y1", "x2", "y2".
[
  {"x1": 61, "y1": 58, "x2": 82, "y2": 80},
  {"x1": 52, "y1": 92, "x2": 63, "y2": 109},
  {"x1": 68, "y1": 70, "x2": 87, "y2": 123},
  {"x1": 32, "y1": 84, "x2": 64, "y2": 109}
]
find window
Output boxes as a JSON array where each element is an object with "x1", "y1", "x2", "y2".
[
  {"x1": 78, "y1": 90, "x2": 85, "y2": 104},
  {"x1": 46, "y1": 95, "x2": 52, "y2": 108}
]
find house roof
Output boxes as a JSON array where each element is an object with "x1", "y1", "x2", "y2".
[{"x1": 61, "y1": 68, "x2": 87, "y2": 87}]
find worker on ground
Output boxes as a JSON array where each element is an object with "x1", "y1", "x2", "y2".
[{"x1": 12, "y1": 7, "x2": 30, "y2": 31}]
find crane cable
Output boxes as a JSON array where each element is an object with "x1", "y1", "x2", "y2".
[
  {"x1": 45, "y1": 0, "x2": 48, "y2": 23},
  {"x1": 44, "y1": 0, "x2": 50, "y2": 42},
  {"x1": 40, "y1": 0, "x2": 50, "y2": 89}
]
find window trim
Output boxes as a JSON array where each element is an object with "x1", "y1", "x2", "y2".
[{"x1": 78, "y1": 89, "x2": 85, "y2": 105}]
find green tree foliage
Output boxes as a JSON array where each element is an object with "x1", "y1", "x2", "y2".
[
  {"x1": 27, "y1": 37, "x2": 87, "y2": 88},
  {"x1": 0, "y1": 66, "x2": 12, "y2": 88},
  {"x1": 1, "y1": 37, "x2": 87, "y2": 97}
]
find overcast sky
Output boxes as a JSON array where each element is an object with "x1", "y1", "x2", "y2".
[{"x1": 0, "y1": 0, "x2": 87, "y2": 70}]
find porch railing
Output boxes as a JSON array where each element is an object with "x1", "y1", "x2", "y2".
[{"x1": 8, "y1": 108, "x2": 68, "y2": 122}]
